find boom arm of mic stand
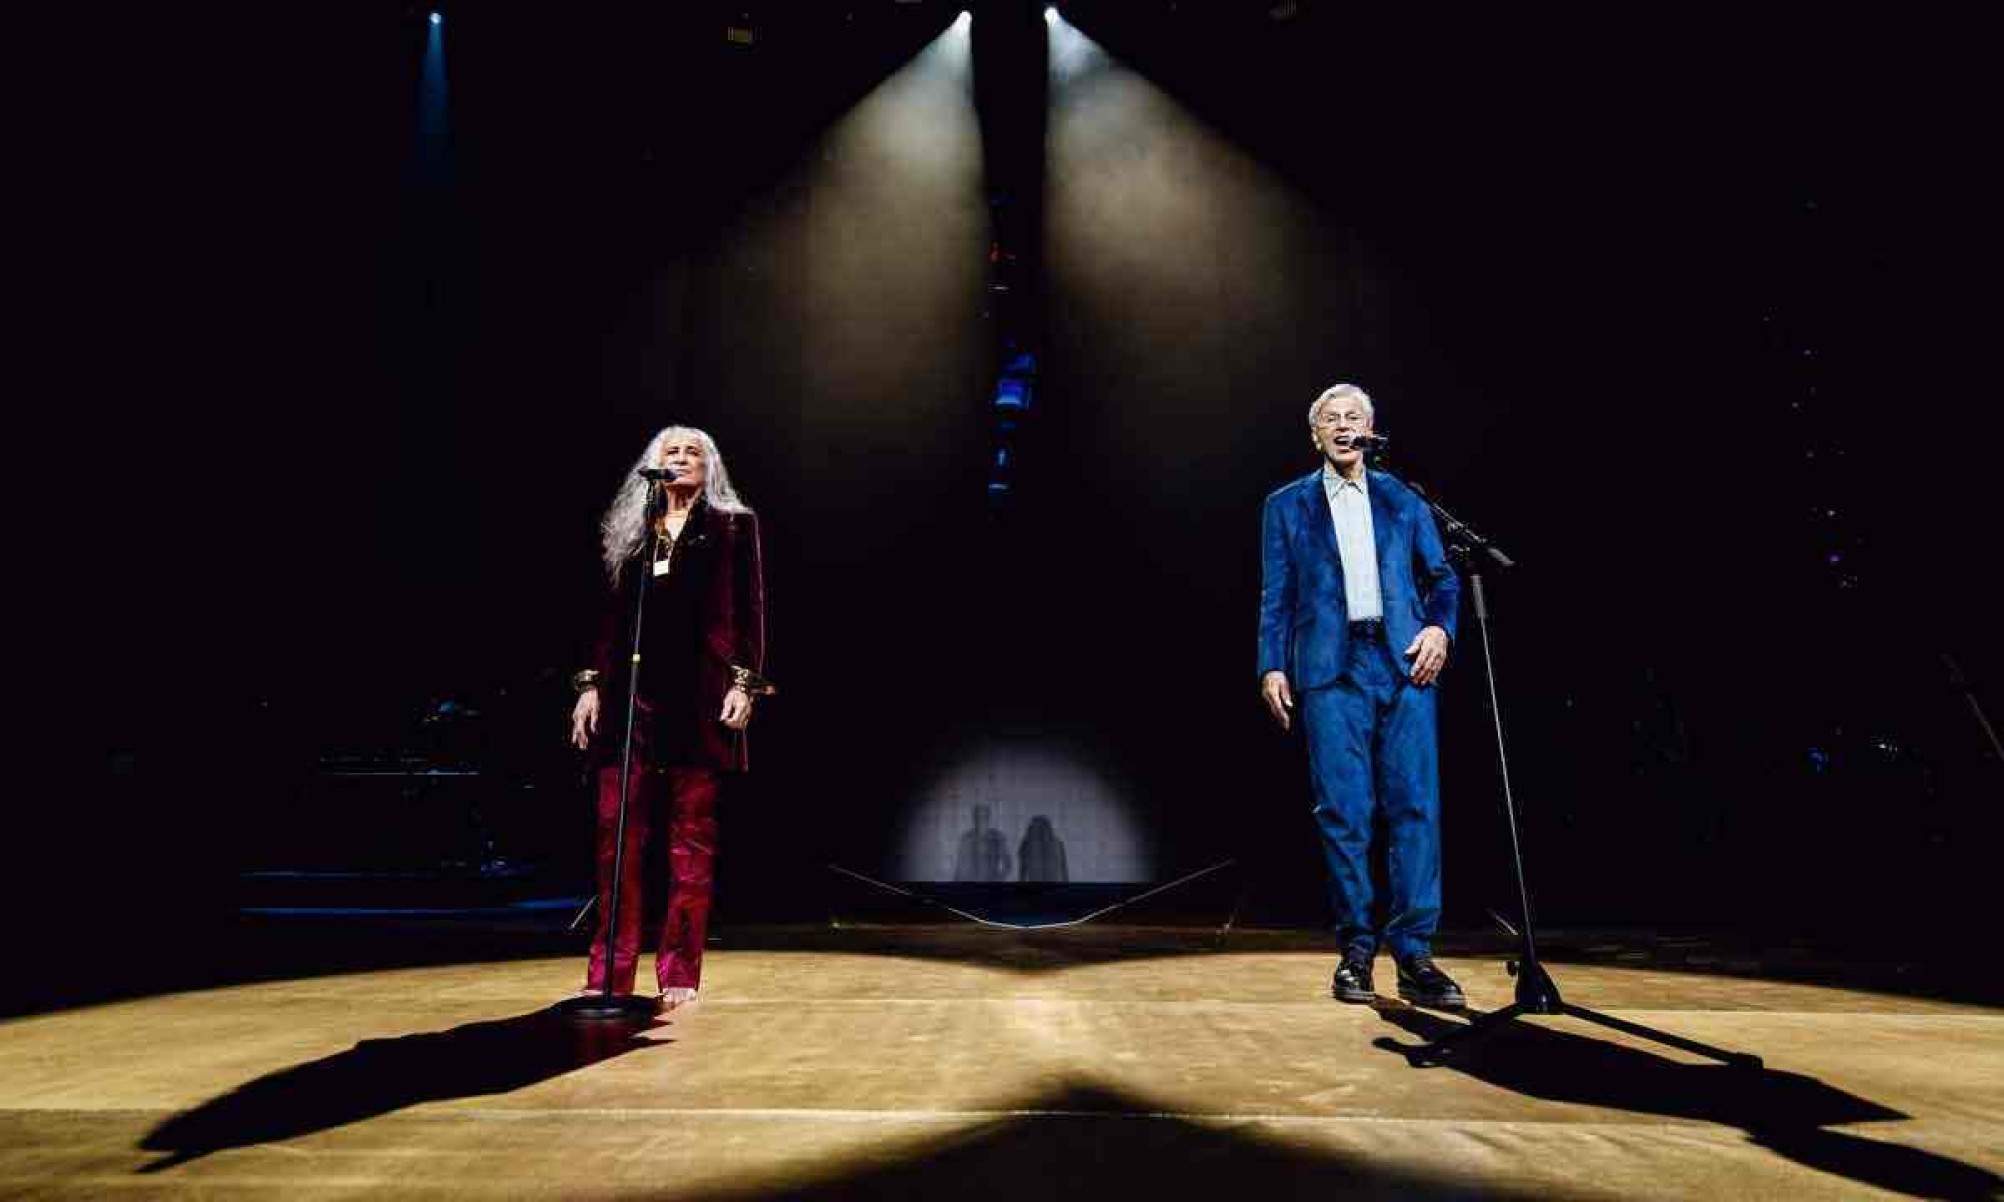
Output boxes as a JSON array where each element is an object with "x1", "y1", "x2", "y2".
[{"x1": 1409, "y1": 481, "x2": 1516, "y2": 570}]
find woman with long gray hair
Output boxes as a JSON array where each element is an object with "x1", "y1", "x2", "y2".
[{"x1": 568, "y1": 425, "x2": 770, "y2": 1006}]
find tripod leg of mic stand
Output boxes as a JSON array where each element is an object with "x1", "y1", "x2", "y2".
[
  {"x1": 1213, "y1": 865, "x2": 1250, "y2": 950},
  {"x1": 1559, "y1": 1004, "x2": 1764, "y2": 1069}
]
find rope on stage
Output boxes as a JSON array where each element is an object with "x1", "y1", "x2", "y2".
[{"x1": 825, "y1": 860, "x2": 1238, "y2": 931}]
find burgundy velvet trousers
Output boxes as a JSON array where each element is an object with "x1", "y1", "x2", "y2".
[{"x1": 585, "y1": 762, "x2": 719, "y2": 994}]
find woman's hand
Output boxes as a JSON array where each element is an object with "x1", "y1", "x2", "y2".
[
  {"x1": 720, "y1": 686, "x2": 754, "y2": 731},
  {"x1": 570, "y1": 689, "x2": 600, "y2": 749}
]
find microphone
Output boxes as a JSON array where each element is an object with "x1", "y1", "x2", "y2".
[
  {"x1": 637, "y1": 467, "x2": 682, "y2": 481},
  {"x1": 1337, "y1": 433, "x2": 1390, "y2": 450}
]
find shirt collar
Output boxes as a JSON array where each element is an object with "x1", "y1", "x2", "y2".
[{"x1": 1321, "y1": 463, "x2": 1368, "y2": 494}]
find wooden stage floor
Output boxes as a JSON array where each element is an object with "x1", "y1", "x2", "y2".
[{"x1": 2, "y1": 926, "x2": 2000, "y2": 1199}]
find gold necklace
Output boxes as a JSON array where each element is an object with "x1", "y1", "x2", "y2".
[{"x1": 653, "y1": 512, "x2": 688, "y2": 572}]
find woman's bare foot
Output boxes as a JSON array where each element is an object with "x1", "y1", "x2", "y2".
[{"x1": 658, "y1": 986, "x2": 698, "y2": 1007}]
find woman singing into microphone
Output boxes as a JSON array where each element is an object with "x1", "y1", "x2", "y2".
[{"x1": 569, "y1": 426, "x2": 770, "y2": 1006}]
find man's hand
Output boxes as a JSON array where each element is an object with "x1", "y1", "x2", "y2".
[
  {"x1": 570, "y1": 689, "x2": 600, "y2": 749},
  {"x1": 720, "y1": 686, "x2": 754, "y2": 731},
  {"x1": 1261, "y1": 670, "x2": 1295, "y2": 731},
  {"x1": 1405, "y1": 626, "x2": 1450, "y2": 686}
]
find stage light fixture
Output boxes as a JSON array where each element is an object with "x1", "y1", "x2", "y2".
[
  {"x1": 429, "y1": 11, "x2": 441, "y2": 24},
  {"x1": 1044, "y1": 5, "x2": 1057, "y2": 23}
]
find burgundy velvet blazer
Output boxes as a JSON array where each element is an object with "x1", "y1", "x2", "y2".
[{"x1": 585, "y1": 501, "x2": 767, "y2": 773}]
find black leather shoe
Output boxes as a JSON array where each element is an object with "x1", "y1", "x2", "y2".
[
  {"x1": 1395, "y1": 955, "x2": 1466, "y2": 1009},
  {"x1": 1330, "y1": 949, "x2": 1376, "y2": 1003}
]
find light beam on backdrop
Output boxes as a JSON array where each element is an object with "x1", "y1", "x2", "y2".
[
  {"x1": 638, "y1": 19, "x2": 999, "y2": 904},
  {"x1": 1028, "y1": 13, "x2": 1411, "y2": 905},
  {"x1": 1043, "y1": 13, "x2": 1397, "y2": 509},
  {"x1": 655, "y1": 16, "x2": 986, "y2": 521},
  {"x1": 408, "y1": 6, "x2": 452, "y2": 204},
  {"x1": 788, "y1": 17, "x2": 986, "y2": 514}
]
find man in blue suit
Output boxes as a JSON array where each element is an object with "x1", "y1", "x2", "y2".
[{"x1": 1259, "y1": 383, "x2": 1466, "y2": 1007}]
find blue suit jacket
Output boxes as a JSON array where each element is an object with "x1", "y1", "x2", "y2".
[{"x1": 1258, "y1": 467, "x2": 1462, "y2": 691}]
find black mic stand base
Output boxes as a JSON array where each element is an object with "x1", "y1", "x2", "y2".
[{"x1": 552, "y1": 992, "x2": 661, "y2": 1024}]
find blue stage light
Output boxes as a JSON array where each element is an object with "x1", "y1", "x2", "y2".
[
  {"x1": 429, "y1": 11, "x2": 441, "y2": 25},
  {"x1": 993, "y1": 378, "x2": 1030, "y2": 412}
]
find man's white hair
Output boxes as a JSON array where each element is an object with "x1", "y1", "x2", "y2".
[
  {"x1": 600, "y1": 425, "x2": 751, "y2": 584},
  {"x1": 1308, "y1": 383, "x2": 1375, "y2": 427}
]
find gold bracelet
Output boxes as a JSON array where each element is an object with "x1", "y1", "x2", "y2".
[{"x1": 730, "y1": 665, "x2": 777, "y2": 697}]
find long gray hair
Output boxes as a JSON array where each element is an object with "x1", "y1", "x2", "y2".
[{"x1": 600, "y1": 425, "x2": 752, "y2": 584}]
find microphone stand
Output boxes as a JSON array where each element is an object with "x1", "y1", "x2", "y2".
[
  {"x1": 1388, "y1": 472, "x2": 1761, "y2": 1070},
  {"x1": 555, "y1": 478, "x2": 667, "y2": 1023},
  {"x1": 1941, "y1": 653, "x2": 2004, "y2": 768}
]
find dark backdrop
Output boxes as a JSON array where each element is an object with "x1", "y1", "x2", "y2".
[{"x1": 61, "y1": 3, "x2": 2000, "y2": 995}]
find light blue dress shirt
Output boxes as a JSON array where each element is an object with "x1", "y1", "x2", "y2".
[{"x1": 1322, "y1": 463, "x2": 1382, "y2": 621}]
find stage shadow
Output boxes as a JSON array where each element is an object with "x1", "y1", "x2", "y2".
[
  {"x1": 675, "y1": 1082, "x2": 1545, "y2": 1202},
  {"x1": 734, "y1": 921, "x2": 2004, "y2": 1009},
  {"x1": 136, "y1": 1008, "x2": 663, "y2": 1173},
  {"x1": 1372, "y1": 1003, "x2": 2002, "y2": 1200}
]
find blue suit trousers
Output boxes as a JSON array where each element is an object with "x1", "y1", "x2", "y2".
[{"x1": 1301, "y1": 629, "x2": 1441, "y2": 960}]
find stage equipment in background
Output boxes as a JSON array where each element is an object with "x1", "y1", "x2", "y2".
[
  {"x1": 1384, "y1": 476, "x2": 1763, "y2": 1070},
  {"x1": 987, "y1": 347, "x2": 1037, "y2": 506},
  {"x1": 975, "y1": 1, "x2": 1048, "y2": 511},
  {"x1": 554, "y1": 478, "x2": 668, "y2": 1025},
  {"x1": 237, "y1": 680, "x2": 591, "y2": 917}
]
